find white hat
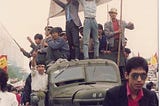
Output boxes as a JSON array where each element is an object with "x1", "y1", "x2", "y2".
[{"x1": 109, "y1": 8, "x2": 117, "y2": 14}]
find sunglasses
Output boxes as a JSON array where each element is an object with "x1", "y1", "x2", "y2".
[{"x1": 131, "y1": 73, "x2": 147, "y2": 80}]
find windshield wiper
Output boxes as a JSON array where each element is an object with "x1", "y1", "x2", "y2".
[
  {"x1": 54, "y1": 69, "x2": 65, "y2": 78},
  {"x1": 78, "y1": 82, "x2": 96, "y2": 85},
  {"x1": 54, "y1": 64, "x2": 69, "y2": 78}
]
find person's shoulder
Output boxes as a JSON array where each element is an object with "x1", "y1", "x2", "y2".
[
  {"x1": 0, "y1": 91, "x2": 18, "y2": 106},
  {"x1": 5, "y1": 91, "x2": 15, "y2": 96},
  {"x1": 104, "y1": 21, "x2": 111, "y2": 26},
  {"x1": 44, "y1": 72, "x2": 48, "y2": 77},
  {"x1": 4, "y1": 92, "x2": 17, "y2": 99},
  {"x1": 107, "y1": 84, "x2": 125, "y2": 94},
  {"x1": 57, "y1": 37, "x2": 64, "y2": 41},
  {"x1": 142, "y1": 88, "x2": 157, "y2": 97}
]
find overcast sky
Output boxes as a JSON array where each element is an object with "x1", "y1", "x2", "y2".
[{"x1": 0, "y1": 0, "x2": 158, "y2": 62}]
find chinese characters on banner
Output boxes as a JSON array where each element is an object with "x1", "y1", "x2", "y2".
[{"x1": 0, "y1": 55, "x2": 7, "y2": 72}]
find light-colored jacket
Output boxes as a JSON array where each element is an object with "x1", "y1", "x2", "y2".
[
  {"x1": 0, "y1": 91, "x2": 18, "y2": 106},
  {"x1": 79, "y1": 0, "x2": 100, "y2": 18},
  {"x1": 104, "y1": 19, "x2": 134, "y2": 47}
]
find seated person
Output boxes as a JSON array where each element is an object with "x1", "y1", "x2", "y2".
[
  {"x1": 45, "y1": 27, "x2": 70, "y2": 64},
  {"x1": 24, "y1": 58, "x2": 48, "y2": 106},
  {"x1": 20, "y1": 34, "x2": 43, "y2": 58}
]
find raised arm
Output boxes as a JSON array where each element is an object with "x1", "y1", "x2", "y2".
[
  {"x1": 125, "y1": 22, "x2": 134, "y2": 30},
  {"x1": 53, "y1": 0, "x2": 65, "y2": 9},
  {"x1": 20, "y1": 48, "x2": 31, "y2": 58},
  {"x1": 96, "y1": 0, "x2": 100, "y2": 4},
  {"x1": 72, "y1": 0, "x2": 79, "y2": 6},
  {"x1": 78, "y1": 0, "x2": 84, "y2": 6}
]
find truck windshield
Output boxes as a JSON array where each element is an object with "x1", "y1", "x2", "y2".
[
  {"x1": 50, "y1": 66, "x2": 85, "y2": 84},
  {"x1": 85, "y1": 65, "x2": 118, "y2": 82},
  {"x1": 50, "y1": 64, "x2": 118, "y2": 85}
]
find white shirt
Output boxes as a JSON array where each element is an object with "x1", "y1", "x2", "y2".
[
  {"x1": 31, "y1": 70, "x2": 48, "y2": 91},
  {"x1": 0, "y1": 91, "x2": 18, "y2": 106},
  {"x1": 79, "y1": 0, "x2": 99, "y2": 18}
]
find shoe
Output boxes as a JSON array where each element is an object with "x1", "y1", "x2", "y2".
[
  {"x1": 74, "y1": 59, "x2": 79, "y2": 61},
  {"x1": 71, "y1": 59, "x2": 79, "y2": 61},
  {"x1": 94, "y1": 56, "x2": 99, "y2": 59}
]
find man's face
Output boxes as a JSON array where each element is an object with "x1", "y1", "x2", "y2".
[
  {"x1": 52, "y1": 32, "x2": 59, "y2": 39},
  {"x1": 45, "y1": 29, "x2": 50, "y2": 36},
  {"x1": 36, "y1": 65, "x2": 45, "y2": 75},
  {"x1": 98, "y1": 29, "x2": 103, "y2": 36},
  {"x1": 109, "y1": 12, "x2": 117, "y2": 20},
  {"x1": 125, "y1": 68, "x2": 147, "y2": 92},
  {"x1": 34, "y1": 39, "x2": 42, "y2": 45},
  {"x1": 124, "y1": 52, "x2": 129, "y2": 58},
  {"x1": 62, "y1": 34, "x2": 68, "y2": 41}
]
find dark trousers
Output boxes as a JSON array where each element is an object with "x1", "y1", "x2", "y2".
[
  {"x1": 45, "y1": 47, "x2": 66, "y2": 65},
  {"x1": 110, "y1": 39, "x2": 124, "y2": 52},
  {"x1": 119, "y1": 66, "x2": 126, "y2": 84},
  {"x1": 66, "y1": 20, "x2": 80, "y2": 60}
]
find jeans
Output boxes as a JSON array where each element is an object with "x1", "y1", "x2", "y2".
[
  {"x1": 83, "y1": 18, "x2": 99, "y2": 59},
  {"x1": 30, "y1": 92, "x2": 46, "y2": 106}
]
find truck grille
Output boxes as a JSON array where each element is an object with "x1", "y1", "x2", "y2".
[{"x1": 79, "y1": 101, "x2": 102, "y2": 106}]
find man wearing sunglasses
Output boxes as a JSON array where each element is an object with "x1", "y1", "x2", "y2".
[{"x1": 103, "y1": 57, "x2": 158, "y2": 106}]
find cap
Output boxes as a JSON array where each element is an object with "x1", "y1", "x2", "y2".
[{"x1": 109, "y1": 8, "x2": 117, "y2": 14}]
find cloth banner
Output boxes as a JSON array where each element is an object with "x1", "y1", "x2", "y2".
[
  {"x1": 48, "y1": 0, "x2": 112, "y2": 18},
  {"x1": 0, "y1": 55, "x2": 7, "y2": 72},
  {"x1": 150, "y1": 54, "x2": 158, "y2": 65}
]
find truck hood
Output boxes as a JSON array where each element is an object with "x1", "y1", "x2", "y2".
[{"x1": 51, "y1": 82, "x2": 119, "y2": 99}]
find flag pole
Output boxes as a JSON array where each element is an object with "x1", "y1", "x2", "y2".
[
  {"x1": 1, "y1": 23, "x2": 21, "y2": 49},
  {"x1": 107, "y1": 3, "x2": 109, "y2": 22},
  {"x1": 47, "y1": 17, "x2": 50, "y2": 26},
  {"x1": 12, "y1": 38, "x2": 21, "y2": 49},
  {"x1": 47, "y1": 0, "x2": 53, "y2": 26},
  {"x1": 117, "y1": 0, "x2": 123, "y2": 66}
]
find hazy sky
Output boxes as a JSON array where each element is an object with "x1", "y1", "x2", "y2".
[{"x1": 0, "y1": 0, "x2": 158, "y2": 60}]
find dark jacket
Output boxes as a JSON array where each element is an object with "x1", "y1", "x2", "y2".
[
  {"x1": 45, "y1": 37, "x2": 70, "y2": 64},
  {"x1": 23, "y1": 74, "x2": 31, "y2": 105},
  {"x1": 53, "y1": 0, "x2": 81, "y2": 26},
  {"x1": 22, "y1": 43, "x2": 42, "y2": 58},
  {"x1": 99, "y1": 35, "x2": 108, "y2": 52},
  {"x1": 103, "y1": 84, "x2": 158, "y2": 106}
]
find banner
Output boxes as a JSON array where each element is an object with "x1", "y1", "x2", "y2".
[
  {"x1": 48, "y1": 0, "x2": 112, "y2": 18},
  {"x1": 150, "y1": 54, "x2": 158, "y2": 65},
  {"x1": 0, "y1": 55, "x2": 7, "y2": 72}
]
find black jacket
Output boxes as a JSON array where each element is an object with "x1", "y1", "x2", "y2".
[
  {"x1": 103, "y1": 84, "x2": 158, "y2": 106},
  {"x1": 23, "y1": 74, "x2": 31, "y2": 105}
]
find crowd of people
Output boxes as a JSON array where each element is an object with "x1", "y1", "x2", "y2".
[
  {"x1": 1, "y1": 0, "x2": 157, "y2": 106},
  {"x1": 20, "y1": 8, "x2": 133, "y2": 75},
  {"x1": 0, "y1": 57, "x2": 158, "y2": 106},
  {"x1": 18, "y1": 1, "x2": 134, "y2": 105}
]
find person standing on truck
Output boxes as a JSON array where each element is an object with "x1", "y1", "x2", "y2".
[
  {"x1": 78, "y1": 0, "x2": 100, "y2": 59},
  {"x1": 53, "y1": 0, "x2": 81, "y2": 60},
  {"x1": 104, "y1": 8, "x2": 134, "y2": 82}
]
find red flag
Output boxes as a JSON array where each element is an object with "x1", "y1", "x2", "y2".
[{"x1": 0, "y1": 55, "x2": 8, "y2": 72}]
